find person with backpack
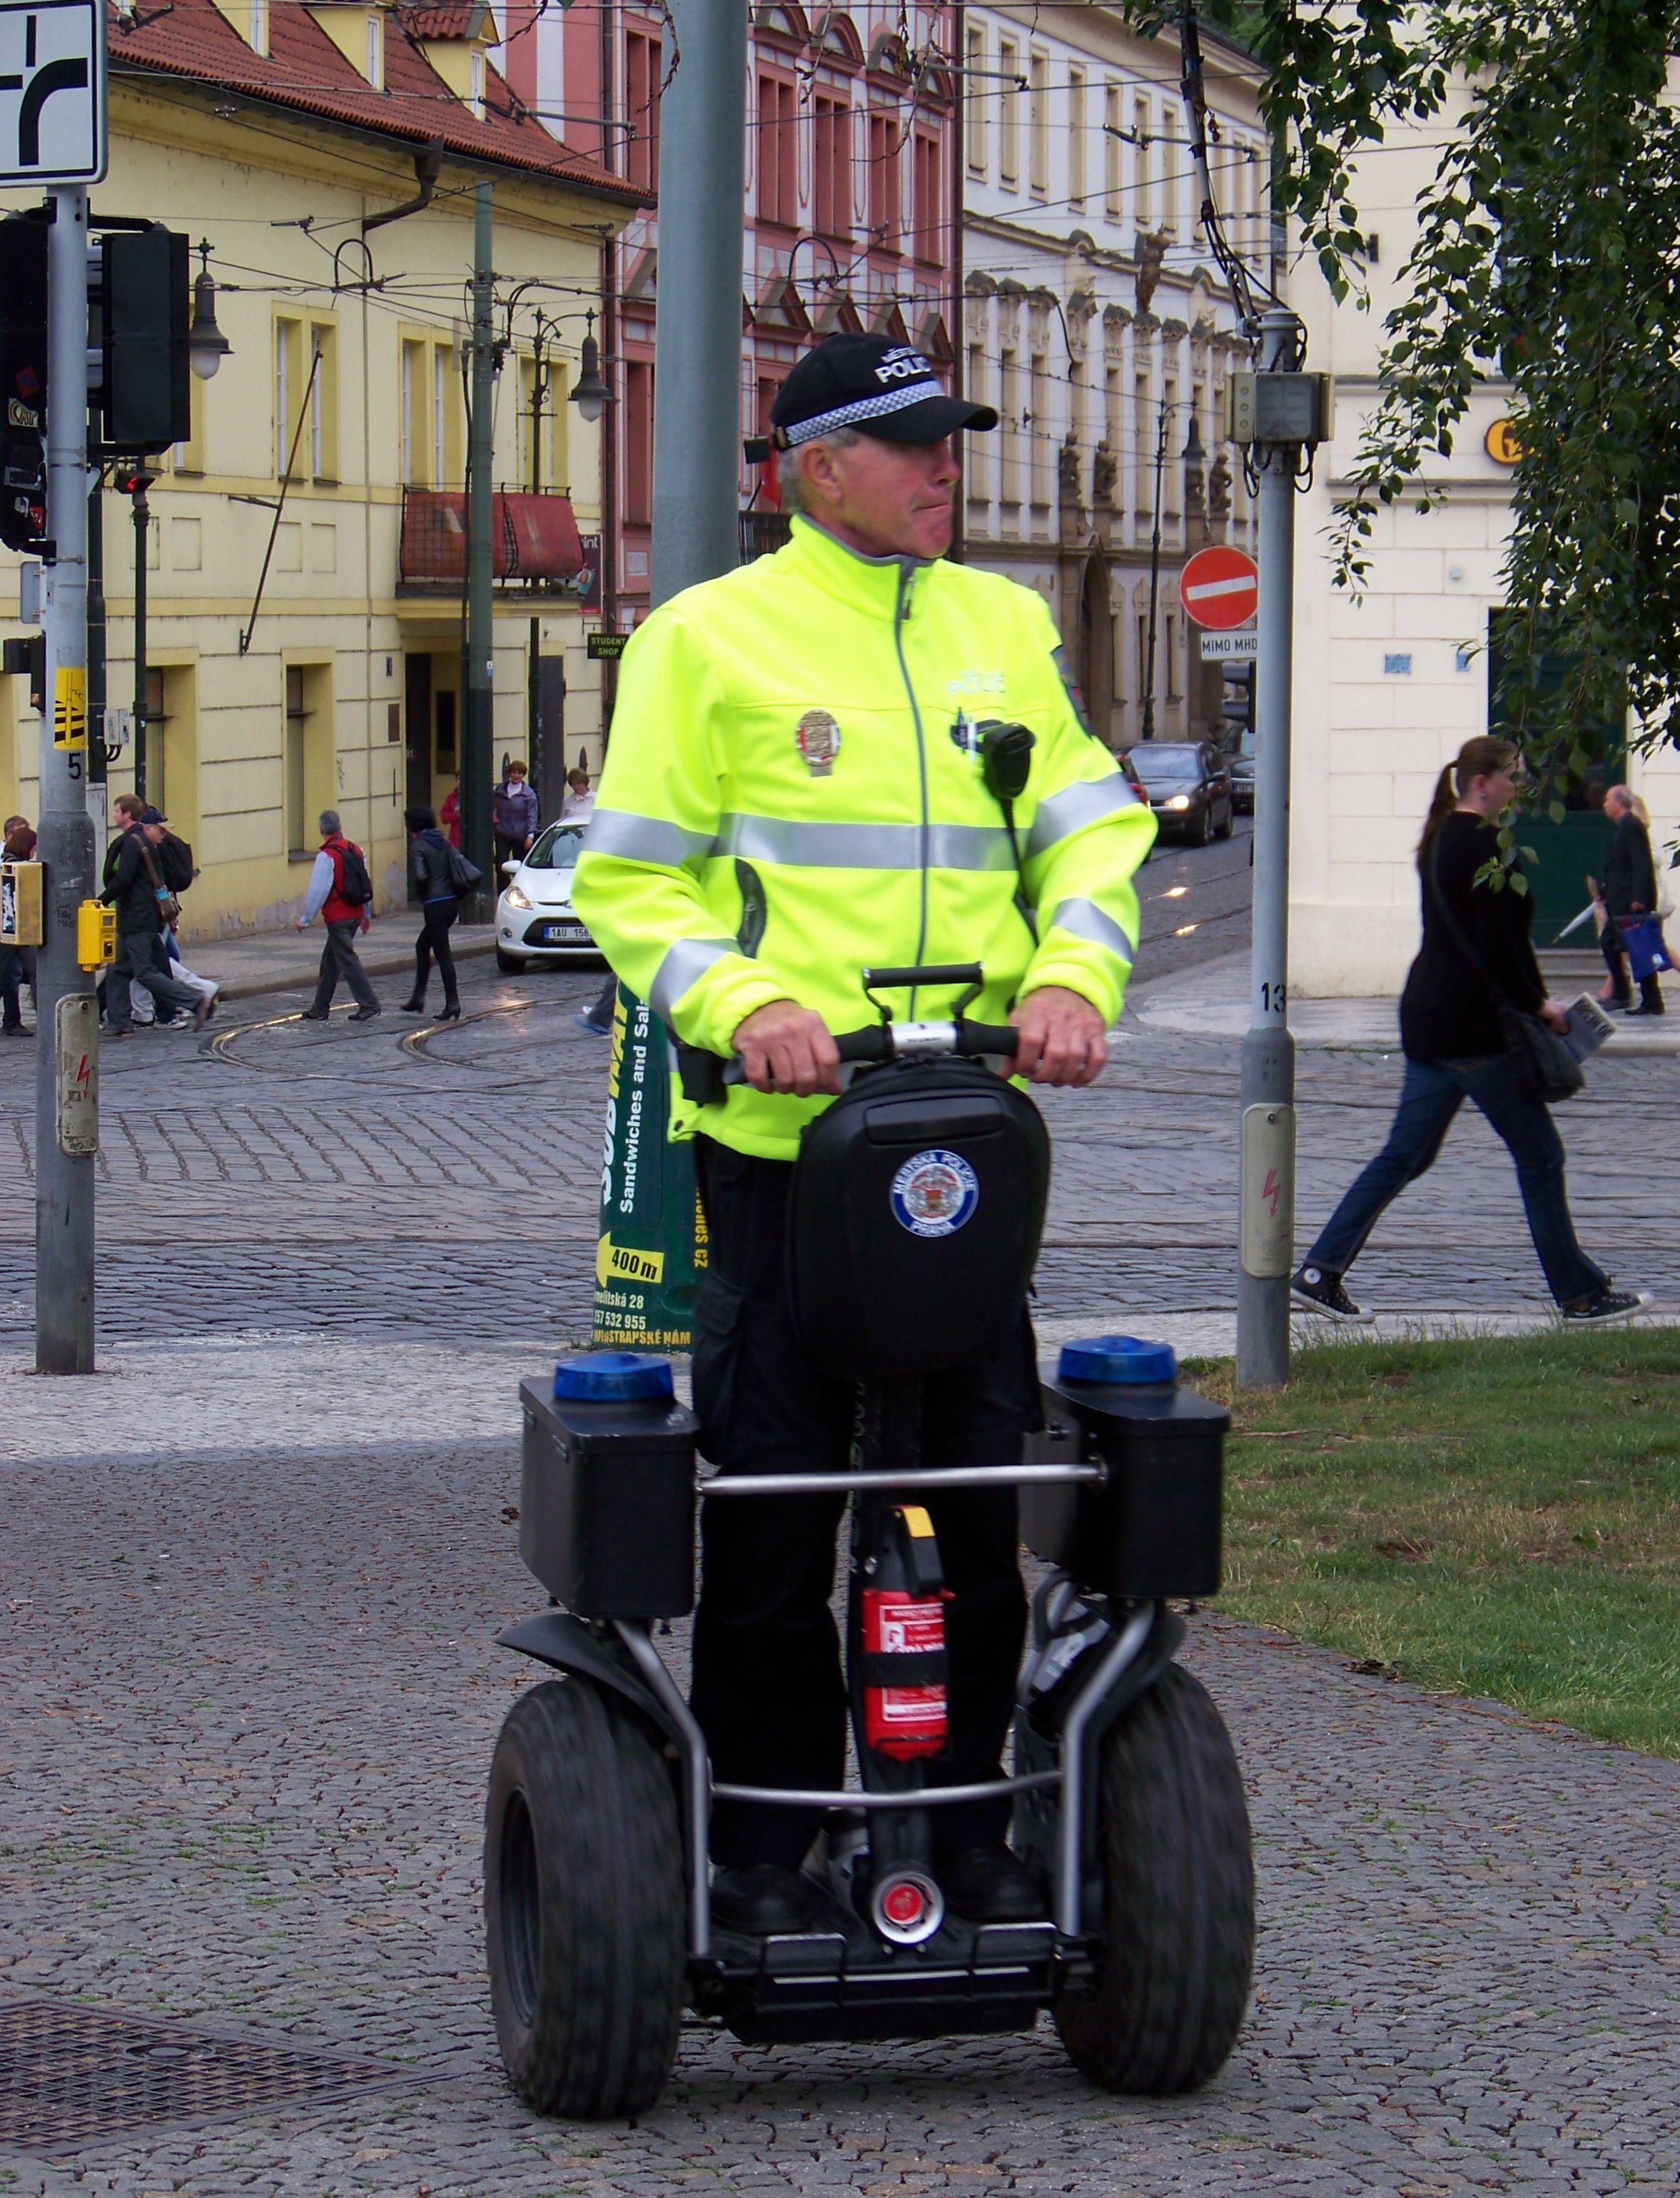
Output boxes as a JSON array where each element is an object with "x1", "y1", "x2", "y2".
[{"x1": 295, "y1": 809, "x2": 380, "y2": 1022}]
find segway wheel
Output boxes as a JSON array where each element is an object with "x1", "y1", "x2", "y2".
[
  {"x1": 485, "y1": 1678, "x2": 684, "y2": 2119},
  {"x1": 1054, "y1": 1661, "x2": 1254, "y2": 2094}
]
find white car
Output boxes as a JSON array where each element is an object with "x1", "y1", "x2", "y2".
[{"x1": 495, "y1": 822, "x2": 599, "y2": 972}]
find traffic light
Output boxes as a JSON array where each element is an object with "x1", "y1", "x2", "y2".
[
  {"x1": 95, "y1": 226, "x2": 191, "y2": 458},
  {"x1": 0, "y1": 215, "x2": 49, "y2": 553}
]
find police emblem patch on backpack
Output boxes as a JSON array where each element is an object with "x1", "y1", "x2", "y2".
[
  {"x1": 890, "y1": 1149, "x2": 979, "y2": 1239},
  {"x1": 795, "y1": 708, "x2": 841, "y2": 776}
]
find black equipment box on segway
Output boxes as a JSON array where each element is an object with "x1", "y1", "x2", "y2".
[{"x1": 484, "y1": 965, "x2": 1255, "y2": 2120}]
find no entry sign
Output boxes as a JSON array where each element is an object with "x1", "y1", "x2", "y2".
[{"x1": 1179, "y1": 545, "x2": 1260, "y2": 631}]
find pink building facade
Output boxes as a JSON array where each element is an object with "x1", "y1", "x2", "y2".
[{"x1": 497, "y1": 3, "x2": 960, "y2": 639}]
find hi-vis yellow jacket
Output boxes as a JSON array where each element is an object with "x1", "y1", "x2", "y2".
[{"x1": 571, "y1": 516, "x2": 1156, "y2": 1159}]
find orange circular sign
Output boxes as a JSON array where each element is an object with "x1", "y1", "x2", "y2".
[{"x1": 1484, "y1": 418, "x2": 1522, "y2": 465}]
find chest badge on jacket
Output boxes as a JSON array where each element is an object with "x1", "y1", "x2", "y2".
[{"x1": 796, "y1": 708, "x2": 841, "y2": 777}]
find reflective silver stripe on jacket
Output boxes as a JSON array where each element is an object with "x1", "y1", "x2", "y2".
[
  {"x1": 649, "y1": 936, "x2": 738, "y2": 1020},
  {"x1": 1046, "y1": 896, "x2": 1135, "y2": 966},
  {"x1": 712, "y1": 815, "x2": 1015, "y2": 872},
  {"x1": 1025, "y1": 774, "x2": 1140, "y2": 859},
  {"x1": 584, "y1": 809, "x2": 715, "y2": 868}
]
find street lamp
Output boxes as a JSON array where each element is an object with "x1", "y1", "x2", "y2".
[
  {"x1": 186, "y1": 241, "x2": 231, "y2": 381},
  {"x1": 569, "y1": 311, "x2": 609, "y2": 424}
]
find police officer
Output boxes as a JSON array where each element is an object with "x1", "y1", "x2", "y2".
[{"x1": 572, "y1": 335, "x2": 1155, "y2": 1935}]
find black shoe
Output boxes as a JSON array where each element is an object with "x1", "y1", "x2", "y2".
[
  {"x1": 400, "y1": 996, "x2": 425, "y2": 1014},
  {"x1": 1562, "y1": 1286, "x2": 1651, "y2": 1325},
  {"x1": 1290, "y1": 1264, "x2": 1375, "y2": 1324},
  {"x1": 941, "y1": 1845, "x2": 1045, "y2": 1924},
  {"x1": 350, "y1": 1005, "x2": 382, "y2": 1022},
  {"x1": 299, "y1": 1009, "x2": 330, "y2": 1022},
  {"x1": 437, "y1": 1002, "x2": 462, "y2": 1022},
  {"x1": 711, "y1": 1864, "x2": 818, "y2": 1935},
  {"x1": 1622, "y1": 1003, "x2": 1666, "y2": 1017}
]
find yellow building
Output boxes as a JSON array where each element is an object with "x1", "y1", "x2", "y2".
[{"x1": 0, "y1": 0, "x2": 642, "y2": 934}]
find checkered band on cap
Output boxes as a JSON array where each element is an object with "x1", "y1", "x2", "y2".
[{"x1": 776, "y1": 377, "x2": 944, "y2": 448}]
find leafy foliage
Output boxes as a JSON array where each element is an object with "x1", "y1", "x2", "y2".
[{"x1": 1174, "y1": 1, "x2": 1680, "y2": 786}]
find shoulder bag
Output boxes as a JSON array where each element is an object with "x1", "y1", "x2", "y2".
[
  {"x1": 1427, "y1": 836, "x2": 1583, "y2": 1103},
  {"x1": 445, "y1": 844, "x2": 482, "y2": 896}
]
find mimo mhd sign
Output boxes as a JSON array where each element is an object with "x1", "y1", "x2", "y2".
[{"x1": 0, "y1": 0, "x2": 107, "y2": 186}]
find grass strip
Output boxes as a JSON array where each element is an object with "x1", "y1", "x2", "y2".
[{"x1": 1185, "y1": 1328, "x2": 1680, "y2": 1755}]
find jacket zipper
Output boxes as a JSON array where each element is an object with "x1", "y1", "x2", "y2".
[{"x1": 893, "y1": 560, "x2": 930, "y2": 1012}]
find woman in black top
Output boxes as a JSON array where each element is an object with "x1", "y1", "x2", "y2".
[
  {"x1": 1291, "y1": 736, "x2": 1643, "y2": 1326},
  {"x1": 402, "y1": 805, "x2": 462, "y2": 1022}
]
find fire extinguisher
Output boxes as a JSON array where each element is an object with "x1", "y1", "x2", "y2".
[{"x1": 860, "y1": 1504, "x2": 949, "y2": 1761}]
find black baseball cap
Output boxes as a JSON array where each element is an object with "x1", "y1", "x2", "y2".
[{"x1": 770, "y1": 333, "x2": 998, "y2": 451}]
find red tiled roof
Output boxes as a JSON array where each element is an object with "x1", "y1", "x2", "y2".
[
  {"x1": 106, "y1": 0, "x2": 649, "y2": 201},
  {"x1": 397, "y1": 1, "x2": 491, "y2": 37}
]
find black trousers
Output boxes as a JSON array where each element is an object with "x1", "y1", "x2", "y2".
[
  {"x1": 413, "y1": 895, "x2": 459, "y2": 1003},
  {"x1": 495, "y1": 832, "x2": 527, "y2": 872},
  {"x1": 689, "y1": 1135, "x2": 1037, "y2": 1870},
  {"x1": 313, "y1": 919, "x2": 378, "y2": 1013}
]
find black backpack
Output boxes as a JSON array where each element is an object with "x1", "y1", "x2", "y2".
[{"x1": 334, "y1": 838, "x2": 374, "y2": 907}]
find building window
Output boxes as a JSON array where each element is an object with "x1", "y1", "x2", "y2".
[
  {"x1": 868, "y1": 109, "x2": 899, "y2": 247},
  {"x1": 274, "y1": 316, "x2": 303, "y2": 479},
  {"x1": 1068, "y1": 66, "x2": 1086, "y2": 208},
  {"x1": 911, "y1": 129, "x2": 941, "y2": 263},
  {"x1": 813, "y1": 93, "x2": 850, "y2": 238},
  {"x1": 401, "y1": 339, "x2": 424, "y2": 485},
  {"x1": 469, "y1": 47, "x2": 485, "y2": 117},
  {"x1": 1104, "y1": 84, "x2": 1121, "y2": 216},
  {"x1": 624, "y1": 358, "x2": 653, "y2": 526},
  {"x1": 626, "y1": 28, "x2": 662, "y2": 194},
  {"x1": 965, "y1": 22, "x2": 986, "y2": 176},
  {"x1": 1029, "y1": 352, "x2": 1049, "y2": 505},
  {"x1": 966, "y1": 341, "x2": 987, "y2": 500},
  {"x1": 432, "y1": 342, "x2": 462, "y2": 488},
  {"x1": 284, "y1": 664, "x2": 333, "y2": 859},
  {"x1": 308, "y1": 321, "x2": 338, "y2": 483},
  {"x1": 1133, "y1": 370, "x2": 1150, "y2": 516},
  {"x1": 757, "y1": 74, "x2": 797, "y2": 226},
  {"x1": 1135, "y1": 97, "x2": 1153, "y2": 228},
  {"x1": 367, "y1": 11, "x2": 383, "y2": 89},
  {"x1": 998, "y1": 37, "x2": 1018, "y2": 183},
  {"x1": 1160, "y1": 108, "x2": 1179, "y2": 236},
  {"x1": 1165, "y1": 614, "x2": 1180, "y2": 700},
  {"x1": 1028, "y1": 49, "x2": 1048, "y2": 197},
  {"x1": 1163, "y1": 379, "x2": 1179, "y2": 516},
  {"x1": 248, "y1": 0, "x2": 267, "y2": 56},
  {"x1": 999, "y1": 347, "x2": 1021, "y2": 504}
]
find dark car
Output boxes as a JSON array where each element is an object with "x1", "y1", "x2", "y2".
[
  {"x1": 1125, "y1": 740, "x2": 1235, "y2": 844},
  {"x1": 1225, "y1": 728, "x2": 1255, "y2": 813}
]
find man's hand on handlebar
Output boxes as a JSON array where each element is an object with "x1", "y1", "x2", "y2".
[
  {"x1": 732, "y1": 999, "x2": 843, "y2": 1097},
  {"x1": 1008, "y1": 986, "x2": 1108, "y2": 1087}
]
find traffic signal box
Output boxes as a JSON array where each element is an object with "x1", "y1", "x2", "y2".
[
  {"x1": 96, "y1": 226, "x2": 191, "y2": 458},
  {"x1": 0, "y1": 216, "x2": 49, "y2": 554}
]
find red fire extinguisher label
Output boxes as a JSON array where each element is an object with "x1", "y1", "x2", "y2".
[{"x1": 863, "y1": 1589, "x2": 948, "y2": 1759}]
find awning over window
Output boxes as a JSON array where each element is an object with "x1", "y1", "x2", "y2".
[{"x1": 400, "y1": 490, "x2": 587, "y2": 585}]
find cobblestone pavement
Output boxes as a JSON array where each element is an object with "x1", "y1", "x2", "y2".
[
  {"x1": 0, "y1": 816, "x2": 1672, "y2": 1345},
  {"x1": 1, "y1": 1364, "x2": 1676, "y2": 2194}
]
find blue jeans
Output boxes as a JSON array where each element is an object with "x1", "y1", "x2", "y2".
[{"x1": 1305, "y1": 1053, "x2": 1606, "y2": 1308}]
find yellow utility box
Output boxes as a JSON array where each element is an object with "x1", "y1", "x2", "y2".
[
  {"x1": 1, "y1": 859, "x2": 44, "y2": 946},
  {"x1": 76, "y1": 900, "x2": 116, "y2": 969}
]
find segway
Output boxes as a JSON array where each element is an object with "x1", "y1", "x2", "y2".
[{"x1": 483, "y1": 964, "x2": 1254, "y2": 2119}]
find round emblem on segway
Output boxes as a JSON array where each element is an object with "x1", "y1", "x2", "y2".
[
  {"x1": 889, "y1": 1148, "x2": 980, "y2": 1239},
  {"x1": 869, "y1": 1867, "x2": 946, "y2": 1946}
]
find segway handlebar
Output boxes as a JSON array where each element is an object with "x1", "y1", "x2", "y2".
[{"x1": 706, "y1": 1017, "x2": 1020, "y2": 1090}]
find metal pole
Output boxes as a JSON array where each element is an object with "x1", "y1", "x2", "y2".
[
  {"x1": 86, "y1": 469, "x2": 106, "y2": 836},
  {"x1": 1236, "y1": 306, "x2": 1302, "y2": 1388},
  {"x1": 36, "y1": 186, "x2": 98, "y2": 1375},
  {"x1": 649, "y1": 0, "x2": 747, "y2": 603},
  {"x1": 1140, "y1": 397, "x2": 1169, "y2": 744},
  {"x1": 461, "y1": 179, "x2": 495, "y2": 914},
  {"x1": 131, "y1": 478, "x2": 148, "y2": 799}
]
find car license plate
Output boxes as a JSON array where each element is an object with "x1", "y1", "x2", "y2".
[{"x1": 541, "y1": 922, "x2": 589, "y2": 944}]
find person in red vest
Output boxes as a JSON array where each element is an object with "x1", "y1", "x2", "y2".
[{"x1": 295, "y1": 809, "x2": 380, "y2": 1022}]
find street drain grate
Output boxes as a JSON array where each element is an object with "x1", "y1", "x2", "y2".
[{"x1": 0, "y1": 1995, "x2": 421, "y2": 2157}]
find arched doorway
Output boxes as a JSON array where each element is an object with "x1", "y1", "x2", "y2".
[{"x1": 1077, "y1": 550, "x2": 1113, "y2": 746}]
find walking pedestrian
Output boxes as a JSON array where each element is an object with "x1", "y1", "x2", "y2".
[
  {"x1": 401, "y1": 804, "x2": 462, "y2": 1022},
  {"x1": 295, "y1": 809, "x2": 381, "y2": 1022},
  {"x1": 100, "y1": 805, "x2": 211, "y2": 1035},
  {"x1": 1598, "y1": 784, "x2": 1666, "y2": 1016},
  {"x1": 1, "y1": 815, "x2": 37, "y2": 1036},
  {"x1": 492, "y1": 759, "x2": 540, "y2": 869},
  {"x1": 1291, "y1": 735, "x2": 1646, "y2": 1327}
]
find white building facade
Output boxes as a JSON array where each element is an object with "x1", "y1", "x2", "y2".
[
  {"x1": 959, "y1": 5, "x2": 1267, "y2": 750},
  {"x1": 1286, "y1": 114, "x2": 1680, "y2": 997}
]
